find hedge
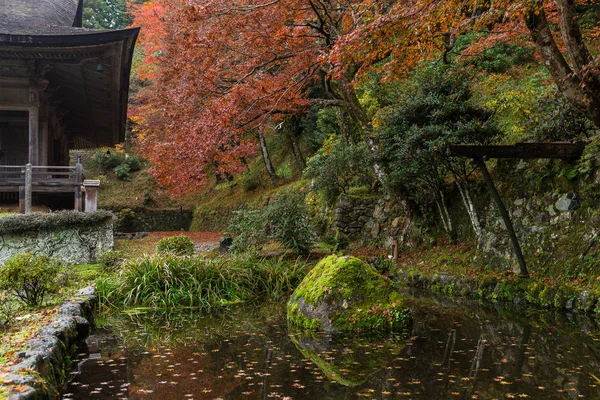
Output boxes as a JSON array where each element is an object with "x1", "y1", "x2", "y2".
[{"x1": 0, "y1": 210, "x2": 114, "y2": 234}]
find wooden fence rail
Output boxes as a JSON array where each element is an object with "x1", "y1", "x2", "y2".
[{"x1": 0, "y1": 159, "x2": 84, "y2": 213}]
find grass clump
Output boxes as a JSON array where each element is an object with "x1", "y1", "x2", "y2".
[
  {"x1": 156, "y1": 235, "x2": 195, "y2": 256},
  {"x1": 0, "y1": 253, "x2": 62, "y2": 307},
  {"x1": 97, "y1": 253, "x2": 310, "y2": 310}
]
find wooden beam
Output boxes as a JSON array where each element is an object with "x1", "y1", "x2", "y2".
[
  {"x1": 474, "y1": 158, "x2": 529, "y2": 278},
  {"x1": 449, "y1": 142, "x2": 585, "y2": 160}
]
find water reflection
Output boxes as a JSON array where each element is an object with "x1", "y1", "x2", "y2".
[{"x1": 64, "y1": 295, "x2": 600, "y2": 399}]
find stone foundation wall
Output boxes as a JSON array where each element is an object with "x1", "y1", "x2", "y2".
[
  {"x1": 0, "y1": 211, "x2": 114, "y2": 265},
  {"x1": 2, "y1": 287, "x2": 97, "y2": 400}
]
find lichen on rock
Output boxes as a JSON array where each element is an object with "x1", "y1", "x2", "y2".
[{"x1": 287, "y1": 255, "x2": 411, "y2": 333}]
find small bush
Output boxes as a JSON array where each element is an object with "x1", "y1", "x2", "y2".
[
  {"x1": 267, "y1": 193, "x2": 313, "y2": 256},
  {"x1": 93, "y1": 150, "x2": 125, "y2": 171},
  {"x1": 124, "y1": 155, "x2": 143, "y2": 172},
  {"x1": 98, "y1": 250, "x2": 126, "y2": 273},
  {"x1": 0, "y1": 253, "x2": 61, "y2": 307},
  {"x1": 114, "y1": 163, "x2": 133, "y2": 181},
  {"x1": 93, "y1": 150, "x2": 144, "y2": 179},
  {"x1": 156, "y1": 235, "x2": 195, "y2": 256},
  {"x1": 225, "y1": 209, "x2": 268, "y2": 254},
  {"x1": 0, "y1": 292, "x2": 16, "y2": 331}
]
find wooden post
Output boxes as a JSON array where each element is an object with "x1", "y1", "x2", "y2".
[
  {"x1": 74, "y1": 156, "x2": 83, "y2": 212},
  {"x1": 83, "y1": 179, "x2": 100, "y2": 213},
  {"x1": 24, "y1": 163, "x2": 32, "y2": 214},
  {"x1": 391, "y1": 237, "x2": 399, "y2": 260},
  {"x1": 28, "y1": 84, "x2": 40, "y2": 166},
  {"x1": 473, "y1": 158, "x2": 529, "y2": 278},
  {"x1": 18, "y1": 186, "x2": 24, "y2": 214}
]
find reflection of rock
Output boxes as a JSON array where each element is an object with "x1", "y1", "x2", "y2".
[
  {"x1": 287, "y1": 255, "x2": 411, "y2": 333},
  {"x1": 290, "y1": 332, "x2": 406, "y2": 387}
]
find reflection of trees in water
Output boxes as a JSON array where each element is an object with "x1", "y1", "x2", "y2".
[
  {"x1": 401, "y1": 294, "x2": 600, "y2": 399},
  {"x1": 79, "y1": 297, "x2": 600, "y2": 399}
]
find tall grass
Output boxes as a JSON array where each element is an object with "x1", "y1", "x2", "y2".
[{"x1": 96, "y1": 253, "x2": 311, "y2": 310}]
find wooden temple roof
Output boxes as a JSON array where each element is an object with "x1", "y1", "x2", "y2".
[{"x1": 0, "y1": 0, "x2": 139, "y2": 147}]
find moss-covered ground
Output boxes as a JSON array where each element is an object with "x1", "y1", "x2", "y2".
[
  {"x1": 0, "y1": 264, "x2": 105, "y2": 386},
  {"x1": 392, "y1": 240, "x2": 600, "y2": 313}
]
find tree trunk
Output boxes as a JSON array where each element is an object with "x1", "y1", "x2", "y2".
[
  {"x1": 284, "y1": 118, "x2": 306, "y2": 170},
  {"x1": 439, "y1": 190, "x2": 454, "y2": 239},
  {"x1": 455, "y1": 179, "x2": 482, "y2": 236},
  {"x1": 525, "y1": 3, "x2": 600, "y2": 128},
  {"x1": 257, "y1": 129, "x2": 277, "y2": 182},
  {"x1": 435, "y1": 190, "x2": 453, "y2": 238},
  {"x1": 336, "y1": 75, "x2": 395, "y2": 197},
  {"x1": 336, "y1": 108, "x2": 355, "y2": 145}
]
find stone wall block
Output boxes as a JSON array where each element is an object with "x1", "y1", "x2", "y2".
[{"x1": 3, "y1": 287, "x2": 97, "y2": 400}]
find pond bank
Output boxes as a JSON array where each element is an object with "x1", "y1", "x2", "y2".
[
  {"x1": 395, "y1": 268, "x2": 600, "y2": 314},
  {"x1": 1, "y1": 287, "x2": 97, "y2": 400}
]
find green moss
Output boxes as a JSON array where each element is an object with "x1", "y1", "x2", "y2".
[
  {"x1": 287, "y1": 255, "x2": 411, "y2": 332},
  {"x1": 538, "y1": 287, "x2": 557, "y2": 308}
]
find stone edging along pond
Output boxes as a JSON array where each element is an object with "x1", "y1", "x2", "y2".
[
  {"x1": 396, "y1": 269, "x2": 600, "y2": 313},
  {"x1": 1, "y1": 287, "x2": 97, "y2": 400}
]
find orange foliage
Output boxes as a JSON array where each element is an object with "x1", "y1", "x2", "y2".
[{"x1": 129, "y1": 0, "x2": 600, "y2": 196}]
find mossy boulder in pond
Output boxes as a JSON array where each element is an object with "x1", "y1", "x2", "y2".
[{"x1": 287, "y1": 255, "x2": 411, "y2": 333}]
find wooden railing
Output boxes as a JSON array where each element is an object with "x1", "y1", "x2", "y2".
[{"x1": 0, "y1": 159, "x2": 84, "y2": 213}]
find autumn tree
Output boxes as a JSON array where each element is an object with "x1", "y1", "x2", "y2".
[
  {"x1": 332, "y1": 0, "x2": 600, "y2": 129},
  {"x1": 130, "y1": 0, "x2": 409, "y2": 195},
  {"x1": 130, "y1": 0, "x2": 600, "y2": 196}
]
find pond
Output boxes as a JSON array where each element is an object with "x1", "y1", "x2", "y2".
[{"x1": 63, "y1": 293, "x2": 600, "y2": 399}]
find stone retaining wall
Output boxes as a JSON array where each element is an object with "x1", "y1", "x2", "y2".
[
  {"x1": 396, "y1": 269, "x2": 600, "y2": 313},
  {"x1": 3, "y1": 287, "x2": 97, "y2": 400},
  {"x1": 112, "y1": 207, "x2": 193, "y2": 232}
]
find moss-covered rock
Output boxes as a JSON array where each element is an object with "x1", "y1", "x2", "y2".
[{"x1": 287, "y1": 255, "x2": 411, "y2": 333}]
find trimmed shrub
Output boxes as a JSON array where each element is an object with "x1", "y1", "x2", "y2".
[
  {"x1": 0, "y1": 210, "x2": 114, "y2": 234},
  {"x1": 0, "y1": 253, "x2": 61, "y2": 307},
  {"x1": 98, "y1": 250, "x2": 126, "y2": 273},
  {"x1": 156, "y1": 235, "x2": 195, "y2": 256},
  {"x1": 124, "y1": 155, "x2": 143, "y2": 172},
  {"x1": 93, "y1": 150, "x2": 124, "y2": 171}
]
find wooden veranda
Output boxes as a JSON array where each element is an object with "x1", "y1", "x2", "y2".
[{"x1": 0, "y1": 158, "x2": 98, "y2": 213}]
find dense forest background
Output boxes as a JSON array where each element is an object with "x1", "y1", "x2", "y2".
[{"x1": 84, "y1": 1, "x2": 600, "y2": 259}]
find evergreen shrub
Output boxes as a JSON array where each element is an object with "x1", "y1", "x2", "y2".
[{"x1": 0, "y1": 253, "x2": 61, "y2": 307}]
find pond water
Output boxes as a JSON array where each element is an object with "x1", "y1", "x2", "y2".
[{"x1": 64, "y1": 293, "x2": 600, "y2": 399}]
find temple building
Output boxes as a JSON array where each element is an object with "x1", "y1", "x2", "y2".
[{"x1": 0, "y1": 0, "x2": 138, "y2": 211}]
